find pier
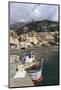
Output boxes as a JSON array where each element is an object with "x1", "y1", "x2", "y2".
[{"x1": 10, "y1": 71, "x2": 34, "y2": 87}]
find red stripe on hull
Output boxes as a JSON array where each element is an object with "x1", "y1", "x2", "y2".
[{"x1": 32, "y1": 76, "x2": 43, "y2": 84}]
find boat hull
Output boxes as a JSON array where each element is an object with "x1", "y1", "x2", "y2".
[{"x1": 27, "y1": 64, "x2": 43, "y2": 83}]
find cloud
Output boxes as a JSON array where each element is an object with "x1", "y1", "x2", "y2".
[
  {"x1": 10, "y1": 3, "x2": 35, "y2": 24},
  {"x1": 30, "y1": 5, "x2": 58, "y2": 21},
  {"x1": 19, "y1": 19, "x2": 28, "y2": 22},
  {"x1": 30, "y1": 9, "x2": 40, "y2": 20},
  {"x1": 10, "y1": 3, "x2": 58, "y2": 24}
]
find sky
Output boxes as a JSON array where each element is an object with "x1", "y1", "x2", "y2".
[{"x1": 10, "y1": 2, "x2": 59, "y2": 24}]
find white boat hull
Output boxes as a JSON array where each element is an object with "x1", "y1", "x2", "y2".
[{"x1": 28, "y1": 70, "x2": 42, "y2": 80}]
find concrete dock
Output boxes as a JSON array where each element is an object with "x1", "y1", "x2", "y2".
[
  {"x1": 9, "y1": 55, "x2": 34, "y2": 87},
  {"x1": 10, "y1": 71, "x2": 34, "y2": 87}
]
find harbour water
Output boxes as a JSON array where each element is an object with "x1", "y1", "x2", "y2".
[{"x1": 35, "y1": 50, "x2": 59, "y2": 86}]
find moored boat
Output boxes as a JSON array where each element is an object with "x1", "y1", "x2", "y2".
[
  {"x1": 27, "y1": 62, "x2": 43, "y2": 83},
  {"x1": 16, "y1": 52, "x2": 44, "y2": 83}
]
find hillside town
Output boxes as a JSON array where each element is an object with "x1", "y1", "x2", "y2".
[{"x1": 10, "y1": 21, "x2": 59, "y2": 49}]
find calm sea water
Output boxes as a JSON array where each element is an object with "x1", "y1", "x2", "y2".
[{"x1": 35, "y1": 50, "x2": 59, "y2": 86}]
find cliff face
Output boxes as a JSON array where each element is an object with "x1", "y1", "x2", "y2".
[{"x1": 10, "y1": 30, "x2": 19, "y2": 45}]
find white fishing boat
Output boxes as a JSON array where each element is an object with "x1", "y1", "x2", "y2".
[
  {"x1": 16, "y1": 52, "x2": 43, "y2": 83},
  {"x1": 27, "y1": 61, "x2": 43, "y2": 83}
]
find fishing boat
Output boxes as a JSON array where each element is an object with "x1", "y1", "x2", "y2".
[
  {"x1": 27, "y1": 60, "x2": 43, "y2": 83},
  {"x1": 16, "y1": 52, "x2": 43, "y2": 83},
  {"x1": 21, "y1": 52, "x2": 44, "y2": 83}
]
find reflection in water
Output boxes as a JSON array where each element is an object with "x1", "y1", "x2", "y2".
[{"x1": 35, "y1": 50, "x2": 59, "y2": 86}]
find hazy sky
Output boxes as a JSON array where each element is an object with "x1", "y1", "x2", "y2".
[{"x1": 10, "y1": 3, "x2": 59, "y2": 24}]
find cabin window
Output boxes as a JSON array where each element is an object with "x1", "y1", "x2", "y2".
[{"x1": 29, "y1": 54, "x2": 31, "y2": 58}]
